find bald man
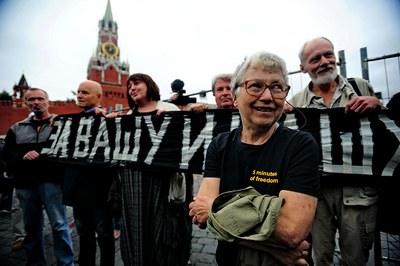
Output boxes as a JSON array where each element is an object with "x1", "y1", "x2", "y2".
[
  {"x1": 63, "y1": 80, "x2": 116, "y2": 266},
  {"x1": 76, "y1": 80, "x2": 106, "y2": 114}
]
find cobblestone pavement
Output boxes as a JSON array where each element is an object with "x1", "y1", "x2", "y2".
[
  {"x1": 0, "y1": 175, "x2": 218, "y2": 266},
  {"x1": 0, "y1": 174, "x2": 399, "y2": 266},
  {"x1": 0, "y1": 206, "x2": 218, "y2": 266}
]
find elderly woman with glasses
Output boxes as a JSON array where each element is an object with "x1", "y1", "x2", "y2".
[{"x1": 189, "y1": 51, "x2": 320, "y2": 265}]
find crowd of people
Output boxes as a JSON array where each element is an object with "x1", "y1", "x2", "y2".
[{"x1": 0, "y1": 36, "x2": 396, "y2": 266}]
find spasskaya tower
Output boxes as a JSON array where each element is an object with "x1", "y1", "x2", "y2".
[{"x1": 87, "y1": 0, "x2": 130, "y2": 112}]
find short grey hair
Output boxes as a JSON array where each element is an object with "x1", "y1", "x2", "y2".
[
  {"x1": 230, "y1": 51, "x2": 288, "y2": 97},
  {"x1": 298, "y1": 36, "x2": 335, "y2": 64},
  {"x1": 24, "y1": 88, "x2": 49, "y2": 101},
  {"x1": 211, "y1": 73, "x2": 233, "y2": 95}
]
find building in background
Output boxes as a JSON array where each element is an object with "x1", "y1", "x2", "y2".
[
  {"x1": 0, "y1": 0, "x2": 129, "y2": 135},
  {"x1": 87, "y1": 0, "x2": 130, "y2": 112}
]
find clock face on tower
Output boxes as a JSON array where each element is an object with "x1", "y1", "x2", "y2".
[{"x1": 102, "y1": 41, "x2": 119, "y2": 58}]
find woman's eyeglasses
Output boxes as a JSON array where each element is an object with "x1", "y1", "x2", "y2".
[{"x1": 239, "y1": 79, "x2": 290, "y2": 99}]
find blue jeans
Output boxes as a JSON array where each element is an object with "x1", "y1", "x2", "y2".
[
  {"x1": 16, "y1": 182, "x2": 74, "y2": 266},
  {"x1": 12, "y1": 188, "x2": 26, "y2": 241}
]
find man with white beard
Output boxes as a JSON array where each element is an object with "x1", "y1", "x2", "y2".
[{"x1": 287, "y1": 37, "x2": 383, "y2": 266}]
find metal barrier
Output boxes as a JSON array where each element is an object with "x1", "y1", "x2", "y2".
[{"x1": 361, "y1": 48, "x2": 400, "y2": 103}]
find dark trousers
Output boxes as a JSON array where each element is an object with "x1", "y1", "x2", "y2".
[{"x1": 73, "y1": 204, "x2": 115, "y2": 266}]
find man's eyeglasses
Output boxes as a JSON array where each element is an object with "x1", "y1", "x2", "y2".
[{"x1": 239, "y1": 79, "x2": 290, "y2": 99}]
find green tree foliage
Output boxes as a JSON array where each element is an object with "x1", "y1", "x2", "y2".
[{"x1": 0, "y1": 90, "x2": 12, "y2": 100}]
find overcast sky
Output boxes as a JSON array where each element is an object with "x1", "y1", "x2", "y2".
[{"x1": 0, "y1": 0, "x2": 399, "y2": 104}]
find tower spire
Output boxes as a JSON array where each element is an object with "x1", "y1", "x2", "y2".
[{"x1": 103, "y1": 0, "x2": 113, "y2": 21}]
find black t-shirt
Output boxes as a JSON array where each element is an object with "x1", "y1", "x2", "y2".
[
  {"x1": 204, "y1": 123, "x2": 320, "y2": 265},
  {"x1": 205, "y1": 124, "x2": 320, "y2": 197}
]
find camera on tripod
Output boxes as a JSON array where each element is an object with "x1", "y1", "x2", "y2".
[{"x1": 169, "y1": 79, "x2": 197, "y2": 106}]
